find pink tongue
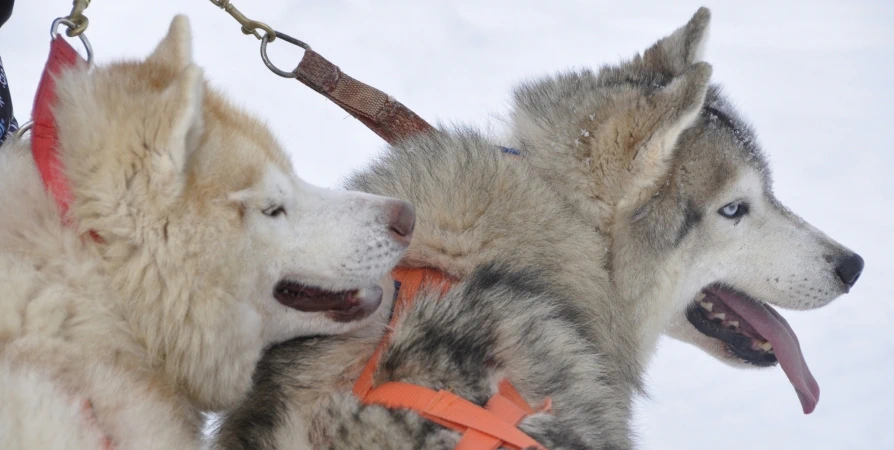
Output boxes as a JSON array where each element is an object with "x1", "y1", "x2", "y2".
[{"x1": 711, "y1": 289, "x2": 820, "y2": 414}]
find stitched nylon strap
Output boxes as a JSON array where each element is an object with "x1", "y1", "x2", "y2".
[
  {"x1": 362, "y1": 382, "x2": 545, "y2": 450},
  {"x1": 292, "y1": 49, "x2": 435, "y2": 144},
  {"x1": 452, "y1": 381, "x2": 552, "y2": 450},
  {"x1": 31, "y1": 35, "x2": 83, "y2": 219}
]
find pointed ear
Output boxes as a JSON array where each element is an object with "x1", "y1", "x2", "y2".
[
  {"x1": 619, "y1": 62, "x2": 712, "y2": 211},
  {"x1": 146, "y1": 15, "x2": 193, "y2": 71},
  {"x1": 149, "y1": 64, "x2": 204, "y2": 192},
  {"x1": 642, "y1": 7, "x2": 711, "y2": 75}
]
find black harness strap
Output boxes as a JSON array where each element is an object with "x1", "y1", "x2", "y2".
[{"x1": 0, "y1": 0, "x2": 18, "y2": 145}]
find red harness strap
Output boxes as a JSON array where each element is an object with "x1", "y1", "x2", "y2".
[
  {"x1": 352, "y1": 267, "x2": 549, "y2": 450},
  {"x1": 79, "y1": 399, "x2": 115, "y2": 450},
  {"x1": 31, "y1": 35, "x2": 84, "y2": 219},
  {"x1": 29, "y1": 35, "x2": 104, "y2": 243},
  {"x1": 26, "y1": 31, "x2": 114, "y2": 449}
]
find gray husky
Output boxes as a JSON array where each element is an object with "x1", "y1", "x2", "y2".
[{"x1": 212, "y1": 7, "x2": 862, "y2": 449}]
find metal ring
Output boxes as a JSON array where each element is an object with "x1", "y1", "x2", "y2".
[
  {"x1": 12, "y1": 121, "x2": 33, "y2": 139},
  {"x1": 51, "y1": 18, "x2": 94, "y2": 65},
  {"x1": 260, "y1": 31, "x2": 311, "y2": 79}
]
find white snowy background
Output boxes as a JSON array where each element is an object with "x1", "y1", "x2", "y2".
[{"x1": 2, "y1": 1, "x2": 891, "y2": 448}]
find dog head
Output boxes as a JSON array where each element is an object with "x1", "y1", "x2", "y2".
[
  {"x1": 50, "y1": 16, "x2": 413, "y2": 410},
  {"x1": 510, "y1": 7, "x2": 862, "y2": 414}
]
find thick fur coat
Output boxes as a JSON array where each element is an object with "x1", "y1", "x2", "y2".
[
  {"x1": 211, "y1": 9, "x2": 726, "y2": 449},
  {"x1": 215, "y1": 6, "x2": 862, "y2": 448},
  {"x1": 0, "y1": 16, "x2": 411, "y2": 449}
]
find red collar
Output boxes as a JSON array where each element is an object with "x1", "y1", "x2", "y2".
[
  {"x1": 30, "y1": 35, "x2": 82, "y2": 220},
  {"x1": 30, "y1": 34, "x2": 103, "y2": 244}
]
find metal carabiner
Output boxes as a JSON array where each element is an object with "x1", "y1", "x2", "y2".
[
  {"x1": 65, "y1": 0, "x2": 91, "y2": 37},
  {"x1": 209, "y1": 0, "x2": 276, "y2": 42}
]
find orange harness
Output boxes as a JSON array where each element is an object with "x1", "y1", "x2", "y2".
[{"x1": 352, "y1": 267, "x2": 550, "y2": 450}]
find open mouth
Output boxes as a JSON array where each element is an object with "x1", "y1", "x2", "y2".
[
  {"x1": 274, "y1": 280, "x2": 383, "y2": 323},
  {"x1": 686, "y1": 285, "x2": 820, "y2": 414}
]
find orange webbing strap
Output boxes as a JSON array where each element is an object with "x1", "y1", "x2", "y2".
[
  {"x1": 352, "y1": 267, "x2": 549, "y2": 449},
  {"x1": 499, "y1": 379, "x2": 547, "y2": 415},
  {"x1": 352, "y1": 267, "x2": 454, "y2": 398},
  {"x1": 452, "y1": 390, "x2": 533, "y2": 450},
  {"x1": 451, "y1": 381, "x2": 552, "y2": 450},
  {"x1": 362, "y1": 382, "x2": 546, "y2": 450}
]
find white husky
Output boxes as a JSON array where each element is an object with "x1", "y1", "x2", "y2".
[{"x1": 0, "y1": 15, "x2": 413, "y2": 449}]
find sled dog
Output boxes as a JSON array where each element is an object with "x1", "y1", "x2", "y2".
[
  {"x1": 0, "y1": 15, "x2": 413, "y2": 449},
  {"x1": 213, "y1": 6, "x2": 862, "y2": 449}
]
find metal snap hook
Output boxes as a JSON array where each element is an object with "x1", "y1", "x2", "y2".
[
  {"x1": 209, "y1": 0, "x2": 276, "y2": 42},
  {"x1": 64, "y1": 0, "x2": 91, "y2": 37},
  {"x1": 51, "y1": 18, "x2": 94, "y2": 65}
]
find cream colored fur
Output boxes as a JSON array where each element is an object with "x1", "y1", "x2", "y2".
[{"x1": 0, "y1": 16, "x2": 409, "y2": 449}]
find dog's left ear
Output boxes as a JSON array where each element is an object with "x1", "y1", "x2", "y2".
[
  {"x1": 617, "y1": 62, "x2": 711, "y2": 212},
  {"x1": 147, "y1": 15, "x2": 193, "y2": 71},
  {"x1": 151, "y1": 64, "x2": 204, "y2": 192},
  {"x1": 641, "y1": 7, "x2": 711, "y2": 76}
]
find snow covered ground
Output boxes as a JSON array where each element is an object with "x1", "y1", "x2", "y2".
[{"x1": 2, "y1": 1, "x2": 891, "y2": 448}]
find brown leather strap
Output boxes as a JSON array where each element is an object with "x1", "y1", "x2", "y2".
[{"x1": 292, "y1": 49, "x2": 435, "y2": 144}]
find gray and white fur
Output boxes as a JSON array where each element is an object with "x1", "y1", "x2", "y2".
[
  {"x1": 212, "y1": 6, "x2": 863, "y2": 449},
  {"x1": 213, "y1": 126, "x2": 643, "y2": 449}
]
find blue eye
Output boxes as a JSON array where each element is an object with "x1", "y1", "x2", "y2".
[{"x1": 718, "y1": 202, "x2": 748, "y2": 219}]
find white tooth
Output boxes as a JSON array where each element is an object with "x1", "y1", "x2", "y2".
[
  {"x1": 728, "y1": 321, "x2": 739, "y2": 328},
  {"x1": 759, "y1": 342, "x2": 774, "y2": 352},
  {"x1": 696, "y1": 292, "x2": 707, "y2": 301},
  {"x1": 699, "y1": 301, "x2": 713, "y2": 312},
  {"x1": 711, "y1": 313, "x2": 726, "y2": 321}
]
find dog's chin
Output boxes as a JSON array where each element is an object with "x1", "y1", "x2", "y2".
[
  {"x1": 274, "y1": 280, "x2": 383, "y2": 323},
  {"x1": 666, "y1": 319, "x2": 757, "y2": 369}
]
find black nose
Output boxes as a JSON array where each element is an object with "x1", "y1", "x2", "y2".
[{"x1": 835, "y1": 253, "x2": 864, "y2": 288}]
